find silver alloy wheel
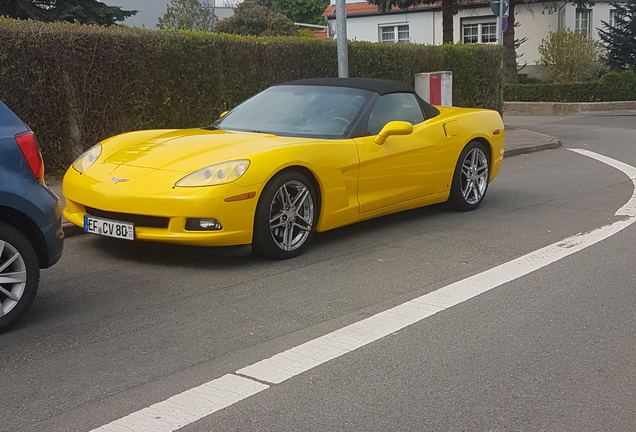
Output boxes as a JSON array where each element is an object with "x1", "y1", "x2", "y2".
[
  {"x1": 268, "y1": 180, "x2": 315, "y2": 252},
  {"x1": 0, "y1": 240, "x2": 27, "y2": 317},
  {"x1": 460, "y1": 147, "x2": 489, "y2": 205}
]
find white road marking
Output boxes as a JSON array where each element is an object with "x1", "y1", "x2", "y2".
[
  {"x1": 90, "y1": 375, "x2": 268, "y2": 432},
  {"x1": 569, "y1": 149, "x2": 636, "y2": 217},
  {"x1": 90, "y1": 150, "x2": 636, "y2": 432}
]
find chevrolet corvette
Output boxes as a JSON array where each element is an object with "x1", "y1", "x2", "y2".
[{"x1": 63, "y1": 78, "x2": 505, "y2": 259}]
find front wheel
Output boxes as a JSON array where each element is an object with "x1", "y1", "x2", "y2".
[
  {"x1": 253, "y1": 171, "x2": 318, "y2": 260},
  {"x1": 448, "y1": 141, "x2": 490, "y2": 211},
  {"x1": 0, "y1": 222, "x2": 40, "y2": 333}
]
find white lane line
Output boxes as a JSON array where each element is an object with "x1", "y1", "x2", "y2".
[
  {"x1": 568, "y1": 149, "x2": 636, "y2": 217},
  {"x1": 238, "y1": 218, "x2": 635, "y2": 384},
  {"x1": 237, "y1": 301, "x2": 444, "y2": 383},
  {"x1": 90, "y1": 375, "x2": 268, "y2": 432},
  {"x1": 90, "y1": 149, "x2": 636, "y2": 431}
]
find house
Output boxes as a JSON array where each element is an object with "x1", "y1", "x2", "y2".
[
  {"x1": 295, "y1": 23, "x2": 329, "y2": 38},
  {"x1": 323, "y1": 0, "x2": 624, "y2": 78}
]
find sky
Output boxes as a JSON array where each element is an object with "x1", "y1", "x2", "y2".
[{"x1": 104, "y1": 0, "x2": 237, "y2": 29}]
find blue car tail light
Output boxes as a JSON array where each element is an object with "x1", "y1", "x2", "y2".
[{"x1": 15, "y1": 131, "x2": 44, "y2": 179}]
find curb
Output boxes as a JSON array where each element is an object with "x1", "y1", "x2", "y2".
[
  {"x1": 503, "y1": 127, "x2": 562, "y2": 157},
  {"x1": 504, "y1": 101, "x2": 636, "y2": 115},
  {"x1": 63, "y1": 223, "x2": 85, "y2": 238}
]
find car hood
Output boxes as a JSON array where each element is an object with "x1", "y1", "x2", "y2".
[{"x1": 103, "y1": 129, "x2": 309, "y2": 173}]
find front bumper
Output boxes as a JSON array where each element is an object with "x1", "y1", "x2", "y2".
[{"x1": 63, "y1": 169, "x2": 261, "y2": 247}]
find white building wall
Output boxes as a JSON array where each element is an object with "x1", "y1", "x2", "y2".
[
  {"x1": 513, "y1": 2, "x2": 559, "y2": 67},
  {"x1": 332, "y1": 12, "x2": 435, "y2": 44}
]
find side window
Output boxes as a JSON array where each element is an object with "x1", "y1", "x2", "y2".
[{"x1": 367, "y1": 93, "x2": 425, "y2": 135}]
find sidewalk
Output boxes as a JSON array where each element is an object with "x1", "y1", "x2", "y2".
[{"x1": 47, "y1": 125, "x2": 561, "y2": 238}]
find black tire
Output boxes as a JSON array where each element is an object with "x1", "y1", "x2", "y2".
[
  {"x1": 0, "y1": 222, "x2": 40, "y2": 333},
  {"x1": 448, "y1": 140, "x2": 490, "y2": 211},
  {"x1": 253, "y1": 171, "x2": 318, "y2": 260}
]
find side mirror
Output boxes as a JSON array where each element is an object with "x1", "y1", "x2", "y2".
[
  {"x1": 219, "y1": 111, "x2": 228, "y2": 118},
  {"x1": 374, "y1": 121, "x2": 414, "y2": 145}
]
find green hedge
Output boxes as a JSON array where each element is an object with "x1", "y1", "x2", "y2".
[
  {"x1": 504, "y1": 71, "x2": 636, "y2": 103},
  {"x1": 0, "y1": 19, "x2": 503, "y2": 176}
]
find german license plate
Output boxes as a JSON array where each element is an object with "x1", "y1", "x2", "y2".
[{"x1": 84, "y1": 215, "x2": 134, "y2": 240}]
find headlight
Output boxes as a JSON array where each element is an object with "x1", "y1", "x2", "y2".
[
  {"x1": 72, "y1": 143, "x2": 102, "y2": 173},
  {"x1": 176, "y1": 160, "x2": 250, "y2": 187}
]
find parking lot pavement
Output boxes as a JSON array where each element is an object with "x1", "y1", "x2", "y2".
[{"x1": 46, "y1": 125, "x2": 561, "y2": 238}]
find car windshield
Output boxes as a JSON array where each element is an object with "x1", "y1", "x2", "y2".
[{"x1": 211, "y1": 85, "x2": 373, "y2": 139}]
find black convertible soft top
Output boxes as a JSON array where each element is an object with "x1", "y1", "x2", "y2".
[
  {"x1": 281, "y1": 77, "x2": 440, "y2": 119},
  {"x1": 282, "y1": 77, "x2": 416, "y2": 96}
]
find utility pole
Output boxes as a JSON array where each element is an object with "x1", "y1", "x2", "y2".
[{"x1": 336, "y1": 0, "x2": 348, "y2": 78}]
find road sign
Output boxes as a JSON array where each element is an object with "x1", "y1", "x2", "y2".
[
  {"x1": 490, "y1": 0, "x2": 509, "y2": 17},
  {"x1": 502, "y1": 16, "x2": 508, "y2": 32}
]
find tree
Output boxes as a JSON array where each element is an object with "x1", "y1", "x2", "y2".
[
  {"x1": 599, "y1": 1, "x2": 636, "y2": 71},
  {"x1": 367, "y1": 0, "x2": 456, "y2": 44},
  {"x1": 215, "y1": 1, "x2": 297, "y2": 36},
  {"x1": 0, "y1": 0, "x2": 47, "y2": 20},
  {"x1": 270, "y1": 0, "x2": 329, "y2": 25},
  {"x1": 0, "y1": 0, "x2": 136, "y2": 25},
  {"x1": 157, "y1": 0, "x2": 218, "y2": 32}
]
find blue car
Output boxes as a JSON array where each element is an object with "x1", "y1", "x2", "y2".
[{"x1": 0, "y1": 101, "x2": 64, "y2": 332}]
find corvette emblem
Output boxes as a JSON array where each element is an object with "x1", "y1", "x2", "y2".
[{"x1": 112, "y1": 176, "x2": 130, "y2": 184}]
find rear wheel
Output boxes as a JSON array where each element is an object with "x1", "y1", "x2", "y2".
[
  {"x1": 253, "y1": 171, "x2": 317, "y2": 260},
  {"x1": 448, "y1": 141, "x2": 490, "y2": 211},
  {"x1": 0, "y1": 222, "x2": 40, "y2": 333}
]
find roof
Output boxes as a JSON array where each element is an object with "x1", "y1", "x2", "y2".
[
  {"x1": 323, "y1": 0, "x2": 489, "y2": 18},
  {"x1": 280, "y1": 78, "x2": 416, "y2": 95}
]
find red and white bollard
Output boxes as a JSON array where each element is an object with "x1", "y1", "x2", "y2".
[{"x1": 414, "y1": 71, "x2": 452, "y2": 106}]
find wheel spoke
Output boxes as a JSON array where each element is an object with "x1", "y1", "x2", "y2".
[
  {"x1": 292, "y1": 187, "x2": 309, "y2": 208},
  {"x1": 269, "y1": 210, "x2": 285, "y2": 226},
  {"x1": 281, "y1": 184, "x2": 293, "y2": 207},
  {"x1": 270, "y1": 220, "x2": 287, "y2": 229},
  {"x1": 283, "y1": 224, "x2": 293, "y2": 251},
  {"x1": 0, "y1": 281, "x2": 21, "y2": 302},
  {"x1": 463, "y1": 180, "x2": 475, "y2": 199},
  {"x1": 294, "y1": 215, "x2": 312, "y2": 231},
  {"x1": 462, "y1": 165, "x2": 471, "y2": 177},
  {"x1": 470, "y1": 149, "x2": 478, "y2": 167},
  {"x1": 0, "y1": 270, "x2": 26, "y2": 285},
  {"x1": 0, "y1": 252, "x2": 19, "y2": 273}
]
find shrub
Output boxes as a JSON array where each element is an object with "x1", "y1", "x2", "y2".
[
  {"x1": 537, "y1": 29, "x2": 606, "y2": 83},
  {"x1": 504, "y1": 71, "x2": 636, "y2": 102},
  {"x1": 0, "y1": 19, "x2": 503, "y2": 175}
]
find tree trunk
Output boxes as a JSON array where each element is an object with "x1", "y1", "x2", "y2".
[
  {"x1": 442, "y1": 0, "x2": 453, "y2": 44},
  {"x1": 503, "y1": 0, "x2": 518, "y2": 83}
]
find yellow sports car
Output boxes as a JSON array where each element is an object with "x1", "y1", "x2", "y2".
[{"x1": 63, "y1": 78, "x2": 505, "y2": 259}]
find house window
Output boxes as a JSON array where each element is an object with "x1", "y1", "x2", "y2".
[
  {"x1": 481, "y1": 23, "x2": 497, "y2": 43},
  {"x1": 575, "y1": 9, "x2": 591, "y2": 35},
  {"x1": 380, "y1": 25, "x2": 409, "y2": 43},
  {"x1": 609, "y1": 9, "x2": 623, "y2": 28},
  {"x1": 462, "y1": 21, "x2": 497, "y2": 44}
]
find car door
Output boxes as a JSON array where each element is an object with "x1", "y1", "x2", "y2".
[{"x1": 354, "y1": 93, "x2": 449, "y2": 214}]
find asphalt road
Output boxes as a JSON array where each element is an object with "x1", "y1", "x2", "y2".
[{"x1": 2, "y1": 112, "x2": 635, "y2": 432}]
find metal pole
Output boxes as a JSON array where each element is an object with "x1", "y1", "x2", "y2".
[
  {"x1": 336, "y1": 0, "x2": 348, "y2": 78},
  {"x1": 497, "y1": 0, "x2": 503, "y2": 45}
]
